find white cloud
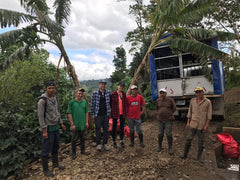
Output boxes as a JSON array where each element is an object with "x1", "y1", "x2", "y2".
[{"x1": 0, "y1": 0, "x2": 141, "y2": 80}]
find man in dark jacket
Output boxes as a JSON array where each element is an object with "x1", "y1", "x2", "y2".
[
  {"x1": 91, "y1": 80, "x2": 111, "y2": 151},
  {"x1": 110, "y1": 82, "x2": 127, "y2": 148},
  {"x1": 38, "y1": 81, "x2": 66, "y2": 177}
]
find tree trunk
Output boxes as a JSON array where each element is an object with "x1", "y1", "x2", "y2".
[
  {"x1": 127, "y1": 52, "x2": 149, "y2": 95},
  {"x1": 58, "y1": 41, "x2": 81, "y2": 88}
]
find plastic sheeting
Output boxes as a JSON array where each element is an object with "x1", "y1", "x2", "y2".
[
  {"x1": 149, "y1": 54, "x2": 158, "y2": 101},
  {"x1": 211, "y1": 37, "x2": 225, "y2": 95}
]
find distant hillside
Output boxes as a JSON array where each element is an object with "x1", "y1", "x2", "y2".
[{"x1": 80, "y1": 79, "x2": 111, "y2": 92}]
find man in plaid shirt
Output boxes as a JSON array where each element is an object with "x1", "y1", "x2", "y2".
[
  {"x1": 91, "y1": 80, "x2": 111, "y2": 151},
  {"x1": 110, "y1": 82, "x2": 127, "y2": 148}
]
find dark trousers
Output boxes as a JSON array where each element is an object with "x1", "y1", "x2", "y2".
[
  {"x1": 94, "y1": 115, "x2": 109, "y2": 145},
  {"x1": 71, "y1": 130, "x2": 85, "y2": 151},
  {"x1": 112, "y1": 115, "x2": 125, "y2": 141},
  {"x1": 186, "y1": 127, "x2": 205, "y2": 151},
  {"x1": 158, "y1": 121, "x2": 173, "y2": 137},
  {"x1": 41, "y1": 130, "x2": 59, "y2": 158}
]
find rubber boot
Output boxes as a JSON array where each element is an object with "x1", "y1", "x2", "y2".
[
  {"x1": 52, "y1": 153, "x2": 65, "y2": 170},
  {"x1": 197, "y1": 146, "x2": 204, "y2": 163},
  {"x1": 41, "y1": 157, "x2": 54, "y2": 177},
  {"x1": 71, "y1": 143, "x2": 76, "y2": 160},
  {"x1": 139, "y1": 133, "x2": 144, "y2": 148},
  {"x1": 157, "y1": 134, "x2": 163, "y2": 152},
  {"x1": 179, "y1": 142, "x2": 191, "y2": 159},
  {"x1": 167, "y1": 136, "x2": 173, "y2": 155},
  {"x1": 81, "y1": 139, "x2": 89, "y2": 155},
  {"x1": 129, "y1": 132, "x2": 134, "y2": 147}
]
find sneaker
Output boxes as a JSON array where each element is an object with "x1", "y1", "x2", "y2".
[
  {"x1": 103, "y1": 144, "x2": 110, "y2": 151},
  {"x1": 96, "y1": 144, "x2": 102, "y2": 151},
  {"x1": 113, "y1": 142, "x2": 118, "y2": 148},
  {"x1": 120, "y1": 142, "x2": 125, "y2": 148}
]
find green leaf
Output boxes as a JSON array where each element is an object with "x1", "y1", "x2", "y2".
[{"x1": 0, "y1": 9, "x2": 35, "y2": 28}]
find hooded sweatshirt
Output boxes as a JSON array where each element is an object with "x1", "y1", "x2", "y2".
[{"x1": 38, "y1": 93, "x2": 62, "y2": 129}]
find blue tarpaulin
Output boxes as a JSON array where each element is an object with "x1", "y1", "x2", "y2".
[
  {"x1": 149, "y1": 54, "x2": 158, "y2": 101},
  {"x1": 211, "y1": 38, "x2": 225, "y2": 95}
]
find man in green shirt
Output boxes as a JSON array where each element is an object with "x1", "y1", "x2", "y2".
[{"x1": 67, "y1": 88, "x2": 89, "y2": 159}]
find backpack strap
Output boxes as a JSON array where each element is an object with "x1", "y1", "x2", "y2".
[{"x1": 39, "y1": 97, "x2": 48, "y2": 118}]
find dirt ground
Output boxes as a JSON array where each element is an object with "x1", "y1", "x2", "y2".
[
  {"x1": 20, "y1": 120, "x2": 238, "y2": 180},
  {"x1": 20, "y1": 89, "x2": 240, "y2": 180}
]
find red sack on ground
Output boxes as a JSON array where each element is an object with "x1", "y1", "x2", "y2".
[
  {"x1": 124, "y1": 126, "x2": 137, "y2": 139},
  {"x1": 108, "y1": 119, "x2": 120, "y2": 132},
  {"x1": 216, "y1": 133, "x2": 234, "y2": 145},
  {"x1": 217, "y1": 133, "x2": 239, "y2": 159}
]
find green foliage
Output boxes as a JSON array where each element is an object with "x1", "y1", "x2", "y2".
[
  {"x1": 110, "y1": 46, "x2": 127, "y2": 88},
  {"x1": 0, "y1": 48, "x2": 75, "y2": 178},
  {"x1": 0, "y1": 49, "x2": 55, "y2": 114},
  {"x1": 0, "y1": 103, "x2": 40, "y2": 179},
  {"x1": 224, "y1": 54, "x2": 240, "y2": 88},
  {"x1": 143, "y1": 84, "x2": 156, "y2": 110}
]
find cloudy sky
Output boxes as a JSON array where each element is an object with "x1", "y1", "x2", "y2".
[{"x1": 0, "y1": 0, "x2": 149, "y2": 81}]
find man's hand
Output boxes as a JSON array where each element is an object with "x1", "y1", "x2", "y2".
[
  {"x1": 42, "y1": 129, "x2": 48, "y2": 139},
  {"x1": 85, "y1": 123, "x2": 89, "y2": 129},
  {"x1": 203, "y1": 126, "x2": 208, "y2": 132},
  {"x1": 61, "y1": 124, "x2": 66, "y2": 131},
  {"x1": 71, "y1": 124, "x2": 76, "y2": 131},
  {"x1": 186, "y1": 122, "x2": 190, "y2": 129}
]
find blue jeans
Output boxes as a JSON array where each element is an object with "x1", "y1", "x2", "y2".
[
  {"x1": 41, "y1": 130, "x2": 59, "y2": 158},
  {"x1": 158, "y1": 121, "x2": 172, "y2": 137},
  {"x1": 128, "y1": 119, "x2": 143, "y2": 135}
]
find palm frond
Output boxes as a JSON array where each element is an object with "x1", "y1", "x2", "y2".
[
  {"x1": 19, "y1": 0, "x2": 49, "y2": 15},
  {"x1": 166, "y1": 38, "x2": 227, "y2": 59},
  {"x1": 3, "y1": 45, "x2": 27, "y2": 69},
  {"x1": 54, "y1": 0, "x2": 71, "y2": 25},
  {"x1": 175, "y1": 0, "x2": 218, "y2": 24},
  {"x1": 0, "y1": 29, "x2": 24, "y2": 49},
  {"x1": 216, "y1": 31, "x2": 238, "y2": 42},
  {"x1": 39, "y1": 14, "x2": 64, "y2": 38},
  {"x1": 177, "y1": 28, "x2": 238, "y2": 42},
  {"x1": 0, "y1": 9, "x2": 35, "y2": 28},
  {"x1": 160, "y1": 0, "x2": 186, "y2": 22}
]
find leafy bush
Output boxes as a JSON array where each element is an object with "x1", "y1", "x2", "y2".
[{"x1": 0, "y1": 103, "x2": 40, "y2": 179}]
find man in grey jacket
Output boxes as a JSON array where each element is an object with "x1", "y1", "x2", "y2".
[{"x1": 38, "y1": 81, "x2": 66, "y2": 177}]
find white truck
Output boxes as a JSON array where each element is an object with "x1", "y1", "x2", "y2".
[{"x1": 149, "y1": 35, "x2": 225, "y2": 119}]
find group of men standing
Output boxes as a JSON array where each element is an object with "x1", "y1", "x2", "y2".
[
  {"x1": 38, "y1": 80, "x2": 212, "y2": 177},
  {"x1": 90, "y1": 80, "x2": 146, "y2": 151}
]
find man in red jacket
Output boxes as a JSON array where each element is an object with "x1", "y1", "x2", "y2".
[
  {"x1": 126, "y1": 85, "x2": 145, "y2": 147},
  {"x1": 110, "y1": 82, "x2": 127, "y2": 148}
]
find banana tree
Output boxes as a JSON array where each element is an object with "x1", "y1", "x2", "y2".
[
  {"x1": 127, "y1": 0, "x2": 237, "y2": 94},
  {"x1": 0, "y1": 0, "x2": 81, "y2": 88}
]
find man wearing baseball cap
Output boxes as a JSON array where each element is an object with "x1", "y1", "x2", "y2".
[
  {"x1": 91, "y1": 80, "x2": 111, "y2": 151},
  {"x1": 67, "y1": 88, "x2": 89, "y2": 159},
  {"x1": 126, "y1": 85, "x2": 145, "y2": 147},
  {"x1": 110, "y1": 82, "x2": 127, "y2": 148},
  {"x1": 38, "y1": 81, "x2": 66, "y2": 177},
  {"x1": 180, "y1": 86, "x2": 212, "y2": 163},
  {"x1": 156, "y1": 88, "x2": 176, "y2": 155}
]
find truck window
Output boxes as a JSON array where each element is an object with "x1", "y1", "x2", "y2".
[
  {"x1": 182, "y1": 53, "x2": 212, "y2": 77},
  {"x1": 153, "y1": 46, "x2": 180, "y2": 80},
  {"x1": 153, "y1": 45, "x2": 212, "y2": 80}
]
